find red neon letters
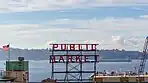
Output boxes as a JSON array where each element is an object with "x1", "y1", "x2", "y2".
[
  {"x1": 49, "y1": 44, "x2": 99, "y2": 63},
  {"x1": 51, "y1": 44, "x2": 97, "y2": 50},
  {"x1": 50, "y1": 55, "x2": 96, "y2": 63}
]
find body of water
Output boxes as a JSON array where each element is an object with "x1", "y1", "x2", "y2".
[{"x1": 0, "y1": 60, "x2": 147, "y2": 82}]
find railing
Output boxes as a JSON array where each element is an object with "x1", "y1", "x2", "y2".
[{"x1": 0, "y1": 70, "x2": 4, "y2": 78}]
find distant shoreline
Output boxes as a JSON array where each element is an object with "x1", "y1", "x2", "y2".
[
  {"x1": 25, "y1": 59, "x2": 132, "y2": 62},
  {"x1": 99, "y1": 59, "x2": 132, "y2": 62}
]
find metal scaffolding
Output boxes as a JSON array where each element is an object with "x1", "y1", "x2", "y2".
[{"x1": 138, "y1": 37, "x2": 148, "y2": 75}]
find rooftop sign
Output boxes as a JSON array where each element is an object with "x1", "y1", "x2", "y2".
[
  {"x1": 49, "y1": 44, "x2": 99, "y2": 63},
  {"x1": 50, "y1": 44, "x2": 98, "y2": 50}
]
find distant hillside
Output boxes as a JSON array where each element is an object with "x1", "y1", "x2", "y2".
[{"x1": 0, "y1": 48, "x2": 142, "y2": 60}]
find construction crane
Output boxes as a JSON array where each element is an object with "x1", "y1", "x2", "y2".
[{"x1": 138, "y1": 36, "x2": 148, "y2": 75}]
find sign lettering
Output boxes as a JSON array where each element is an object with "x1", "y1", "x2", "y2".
[
  {"x1": 50, "y1": 55, "x2": 99, "y2": 63},
  {"x1": 51, "y1": 44, "x2": 97, "y2": 50},
  {"x1": 49, "y1": 44, "x2": 99, "y2": 63}
]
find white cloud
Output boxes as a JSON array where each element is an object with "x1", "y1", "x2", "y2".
[
  {"x1": 140, "y1": 15, "x2": 148, "y2": 18},
  {"x1": 0, "y1": 0, "x2": 148, "y2": 12},
  {"x1": 111, "y1": 36, "x2": 142, "y2": 50},
  {"x1": 112, "y1": 36, "x2": 125, "y2": 45},
  {"x1": 83, "y1": 40, "x2": 100, "y2": 44},
  {"x1": 0, "y1": 17, "x2": 147, "y2": 50}
]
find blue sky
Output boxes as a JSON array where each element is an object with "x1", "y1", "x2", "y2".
[
  {"x1": 1, "y1": 6, "x2": 148, "y2": 24},
  {"x1": 1, "y1": 0, "x2": 148, "y2": 51}
]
